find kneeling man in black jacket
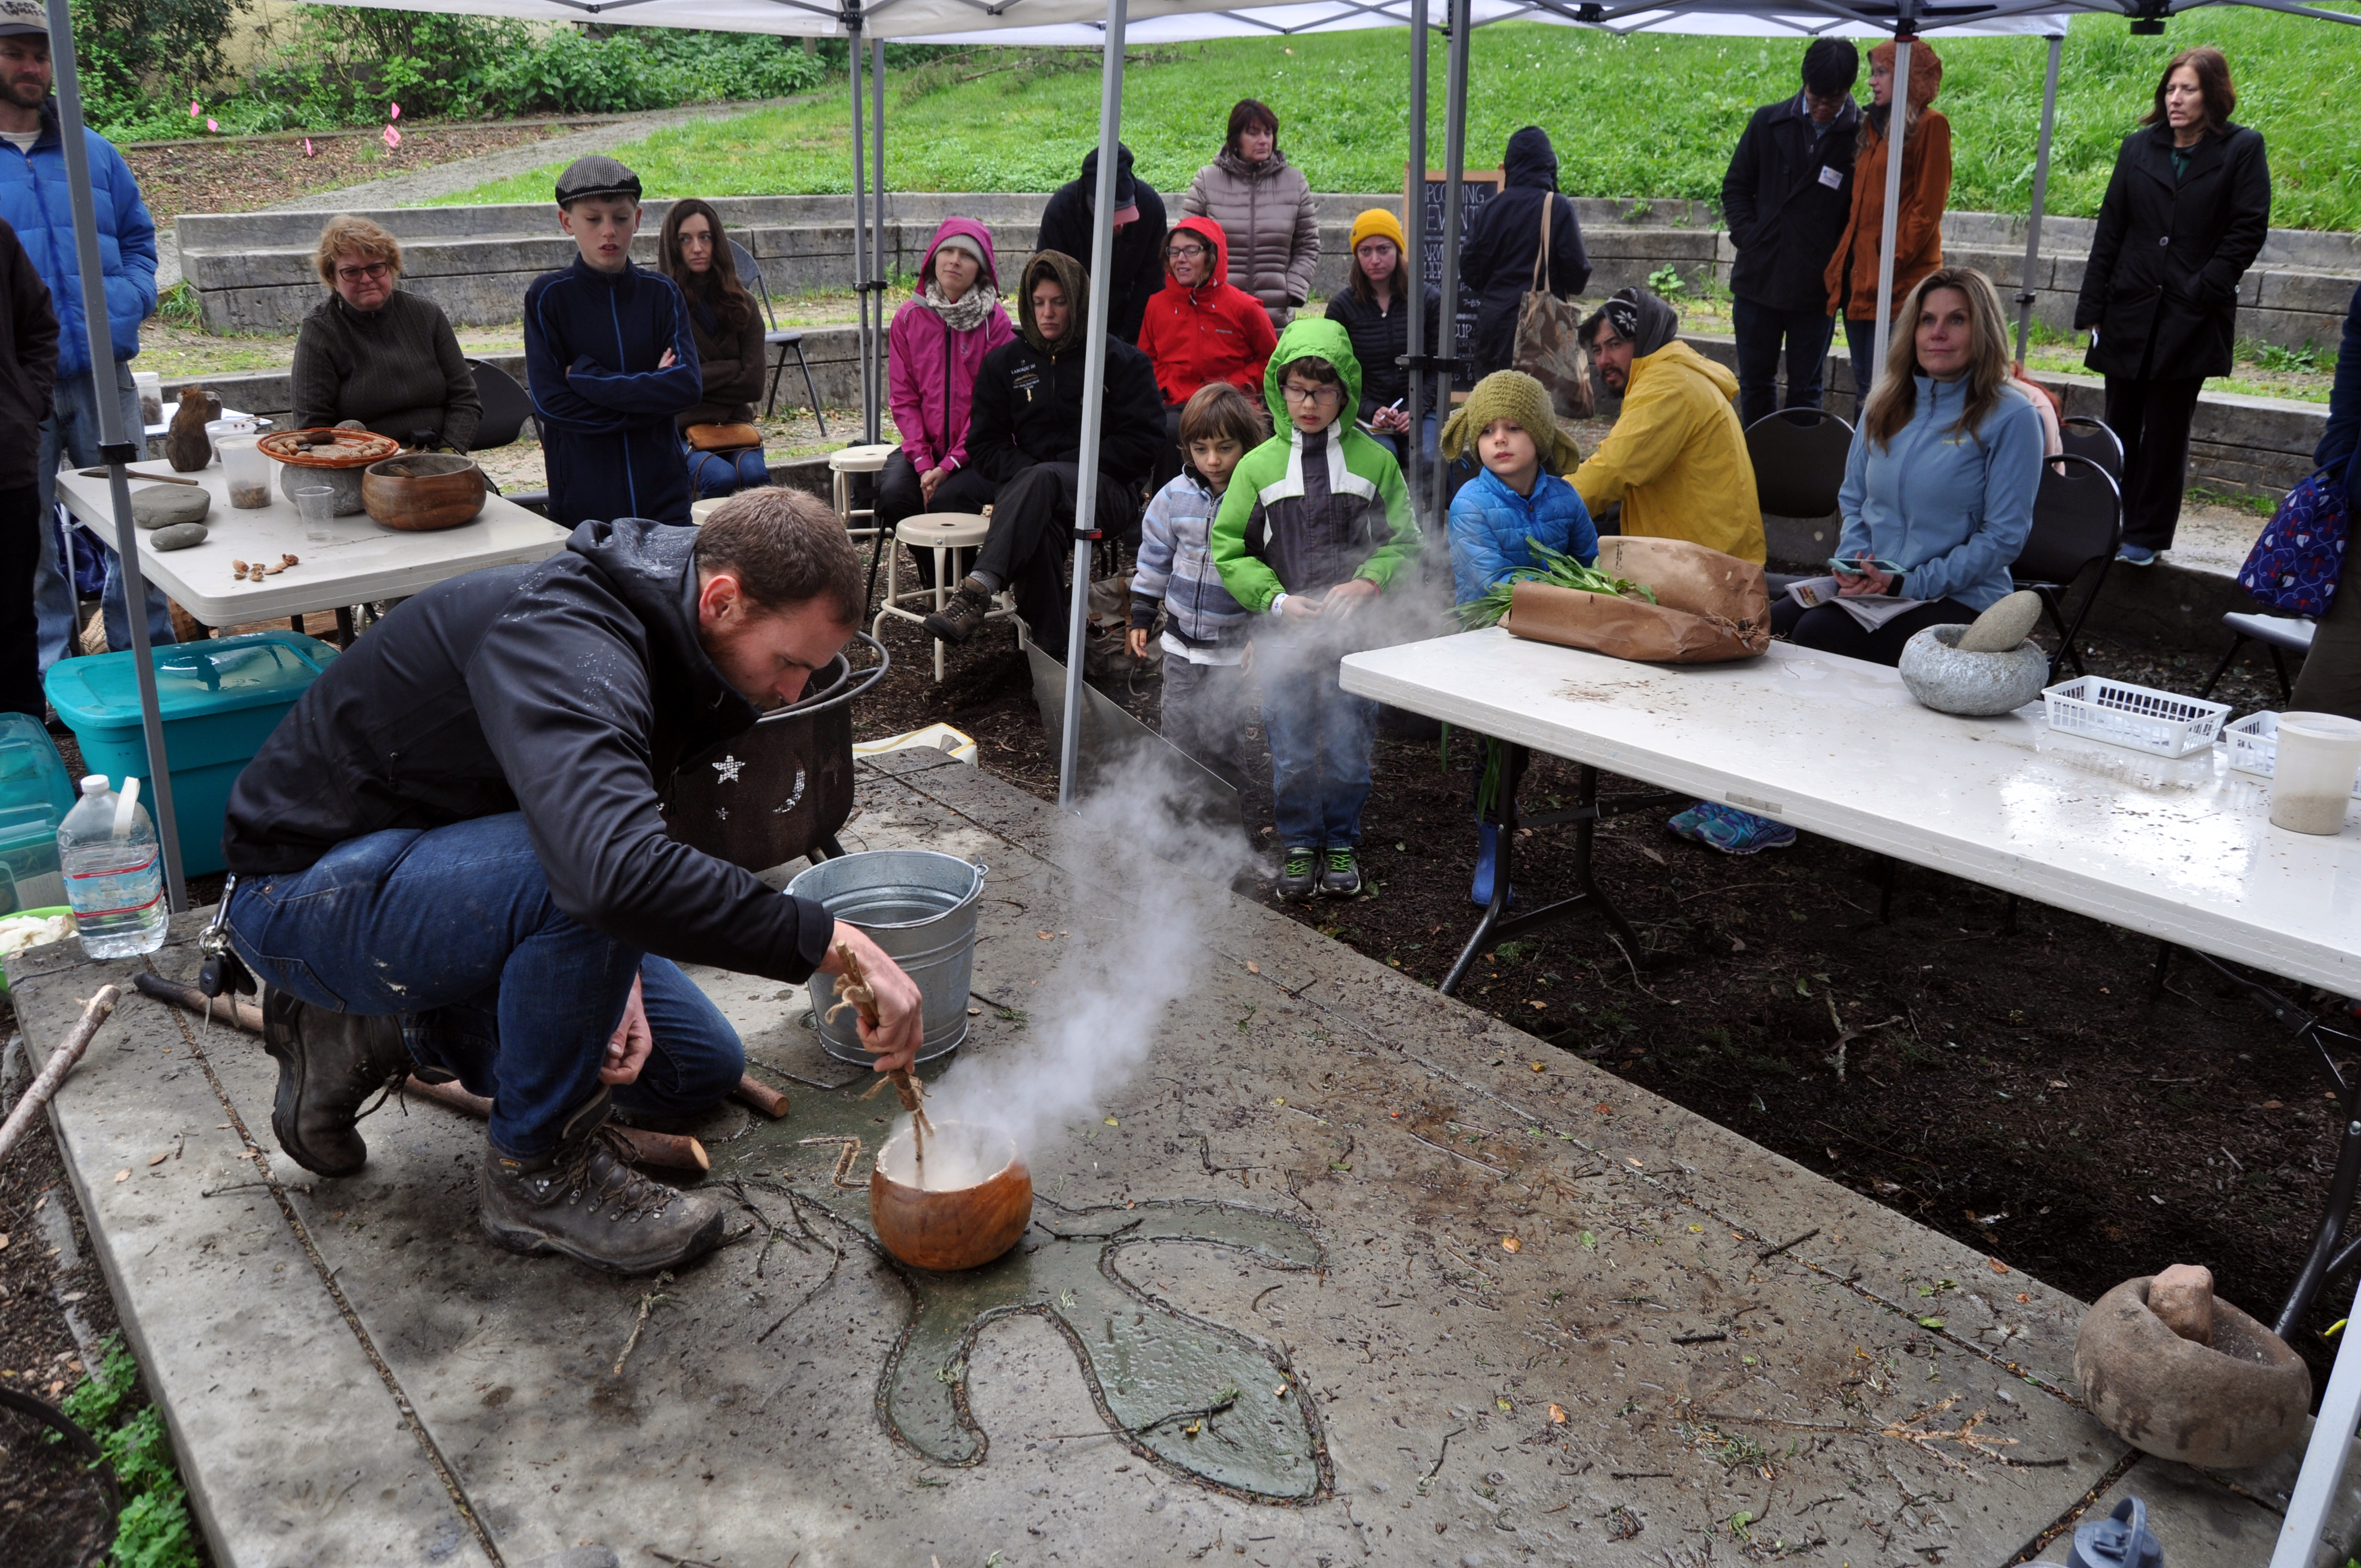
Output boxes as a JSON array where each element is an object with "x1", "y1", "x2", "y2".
[{"x1": 216, "y1": 490, "x2": 923, "y2": 1275}]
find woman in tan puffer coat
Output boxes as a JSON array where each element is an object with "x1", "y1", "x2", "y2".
[{"x1": 1182, "y1": 98, "x2": 1320, "y2": 330}]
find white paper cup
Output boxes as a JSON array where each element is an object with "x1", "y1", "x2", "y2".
[
  {"x1": 2268, "y1": 711, "x2": 2361, "y2": 835},
  {"x1": 293, "y1": 484, "x2": 338, "y2": 544}
]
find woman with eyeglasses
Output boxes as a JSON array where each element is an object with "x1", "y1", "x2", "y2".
[
  {"x1": 1137, "y1": 214, "x2": 1275, "y2": 493},
  {"x1": 290, "y1": 214, "x2": 481, "y2": 449}
]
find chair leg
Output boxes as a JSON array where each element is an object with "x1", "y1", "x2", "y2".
[
  {"x1": 796, "y1": 344, "x2": 827, "y2": 440},
  {"x1": 763, "y1": 347, "x2": 785, "y2": 420},
  {"x1": 2198, "y1": 633, "x2": 2247, "y2": 701},
  {"x1": 2267, "y1": 643, "x2": 2293, "y2": 704},
  {"x1": 931, "y1": 545, "x2": 950, "y2": 684}
]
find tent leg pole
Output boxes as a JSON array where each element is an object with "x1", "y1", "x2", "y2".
[
  {"x1": 43, "y1": 0, "x2": 183, "y2": 915},
  {"x1": 2014, "y1": 33, "x2": 2063, "y2": 366},
  {"x1": 871, "y1": 34, "x2": 888, "y2": 428},
  {"x1": 1869, "y1": 34, "x2": 1910, "y2": 391},
  {"x1": 1055, "y1": 0, "x2": 1129, "y2": 812},
  {"x1": 848, "y1": 20, "x2": 875, "y2": 446},
  {"x1": 1433, "y1": 0, "x2": 1472, "y2": 526},
  {"x1": 1406, "y1": 0, "x2": 1429, "y2": 527}
]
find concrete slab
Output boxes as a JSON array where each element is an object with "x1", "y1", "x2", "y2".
[{"x1": 15, "y1": 750, "x2": 2189, "y2": 1566}]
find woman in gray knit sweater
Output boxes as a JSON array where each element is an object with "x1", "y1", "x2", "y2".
[{"x1": 291, "y1": 215, "x2": 481, "y2": 450}]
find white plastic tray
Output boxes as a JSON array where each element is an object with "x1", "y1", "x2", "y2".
[
  {"x1": 2041, "y1": 676, "x2": 2229, "y2": 759},
  {"x1": 2223, "y1": 711, "x2": 2361, "y2": 798}
]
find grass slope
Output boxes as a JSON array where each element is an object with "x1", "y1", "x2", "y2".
[{"x1": 442, "y1": 10, "x2": 2361, "y2": 229}]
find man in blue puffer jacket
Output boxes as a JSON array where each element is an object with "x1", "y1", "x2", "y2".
[{"x1": 0, "y1": 7, "x2": 170, "y2": 667}]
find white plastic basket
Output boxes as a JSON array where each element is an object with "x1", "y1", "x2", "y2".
[
  {"x1": 2041, "y1": 676, "x2": 2229, "y2": 759},
  {"x1": 2223, "y1": 711, "x2": 2361, "y2": 797}
]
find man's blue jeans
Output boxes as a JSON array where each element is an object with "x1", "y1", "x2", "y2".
[
  {"x1": 1732, "y1": 299, "x2": 1838, "y2": 429},
  {"x1": 1259, "y1": 630, "x2": 1375, "y2": 851},
  {"x1": 1843, "y1": 316, "x2": 1889, "y2": 411},
  {"x1": 222, "y1": 813, "x2": 743, "y2": 1158},
  {"x1": 36, "y1": 360, "x2": 176, "y2": 670}
]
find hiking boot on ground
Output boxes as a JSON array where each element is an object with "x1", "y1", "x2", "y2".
[
  {"x1": 1319, "y1": 846, "x2": 1363, "y2": 897},
  {"x1": 260, "y1": 988, "x2": 412, "y2": 1177},
  {"x1": 480, "y1": 1088, "x2": 728, "y2": 1275},
  {"x1": 921, "y1": 578, "x2": 995, "y2": 644},
  {"x1": 1275, "y1": 846, "x2": 1319, "y2": 903}
]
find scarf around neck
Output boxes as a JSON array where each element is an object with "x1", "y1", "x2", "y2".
[{"x1": 922, "y1": 279, "x2": 998, "y2": 334}]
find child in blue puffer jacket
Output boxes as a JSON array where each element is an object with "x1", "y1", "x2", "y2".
[{"x1": 1442, "y1": 371, "x2": 1597, "y2": 905}]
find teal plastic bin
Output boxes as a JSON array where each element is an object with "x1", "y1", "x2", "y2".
[
  {"x1": 0, "y1": 712, "x2": 77, "y2": 913},
  {"x1": 43, "y1": 632, "x2": 339, "y2": 877}
]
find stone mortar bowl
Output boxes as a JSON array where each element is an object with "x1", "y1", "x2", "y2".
[
  {"x1": 1897, "y1": 624, "x2": 2052, "y2": 717},
  {"x1": 2073, "y1": 1276, "x2": 2311, "y2": 1468},
  {"x1": 262, "y1": 427, "x2": 399, "y2": 517},
  {"x1": 869, "y1": 1119, "x2": 1032, "y2": 1272}
]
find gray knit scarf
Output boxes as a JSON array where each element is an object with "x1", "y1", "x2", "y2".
[{"x1": 922, "y1": 280, "x2": 998, "y2": 334}]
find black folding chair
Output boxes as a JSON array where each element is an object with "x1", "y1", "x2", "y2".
[
  {"x1": 2199, "y1": 611, "x2": 2314, "y2": 703},
  {"x1": 465, "y1": 359, "x2": 550, "y2": 518},
  {"x1": 2011, "y1": 453, "x2": 2123, "y2": 683},
  {"x1": 2059, "y1": 414, "x2": 2124, "y2": 483},
  {"x1": 1744, "y1": 408, "x2": 1854, "y2": 520},
  {"x1": 730, "y1": 239, "x2": 828, "y2": 434}
]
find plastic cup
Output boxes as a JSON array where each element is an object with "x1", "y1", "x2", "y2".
[
  {"x1": 294, "y1": 484, "x2": 338, "y2": 544},
  {"x1": 202, "y1": 416, "x2": 257, "y2": 466},
  {"x1": 133, "y1": 370, "x2": 161, "y2": 428},
  {"x1": 219, "y1": 436, "x2": 271, "y2": 509},
  {"x1": 2267, "y1": 711, "x2": 2361, "y2": 835}
]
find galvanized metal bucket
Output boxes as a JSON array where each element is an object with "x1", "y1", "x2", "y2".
[{"x1": 787, "y1": 850, "x2": 988, "y2": 1064}]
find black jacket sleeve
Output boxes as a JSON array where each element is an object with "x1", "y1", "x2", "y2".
[
  {"x1": 1097, "y1": 340, "x2": 1168, "y2": 487},
  {"x1": 2197, "y1": 129, "x2": 2272, "y2": 308},
  {"x1": 966, "y1": 352, "x2": 1029, "y2": 486},
  {"x1": 466, "y1": 573, "x2": 834, "y2": 984},
  {"x1": 2318, "y1": 282, "x2": 2361, "y2": 483},
  {"x1": 1547, "y1": 195, "x2": 1591, "y2": 298},
  {"x1": 2075, "y1": 137, "x2": 2136, "y2": 332},
  {"x1": 1460, "y1": 200, "x2": 1499, "y2": 296},
  {"x1": 8, "y1": 225, "x2": 53, "y2": 421},
  {"x1": 1722, "y1": 110, "x2": 1765, "y2": 251}
]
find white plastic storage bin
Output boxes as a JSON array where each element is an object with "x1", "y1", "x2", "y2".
[
  {"x1": 2223, "y1": 711, "x2": 2361, "y2": 797},
  {"x1": 2041, "y1": 676, "x2": 2229, "y2": 759}
]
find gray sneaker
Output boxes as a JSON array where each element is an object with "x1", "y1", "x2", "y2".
[
  {"x1": 1319, "y1": 846, "x2": 1363, "y2": 897},
  {"x1": 1275, "y1": 846, "x2": 1319, "y2": 902},
  {"x1": 479, "y1": 1090, "x2": 728, "y2": 1275}
]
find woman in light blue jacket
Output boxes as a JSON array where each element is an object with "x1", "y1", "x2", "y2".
[{"x1": 1777, "y1": 265, "x2": 2043, "y2": 665}]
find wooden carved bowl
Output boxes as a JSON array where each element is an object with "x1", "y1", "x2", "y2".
[
  {"x1": 869, "y1": 1119, "x2": 1032, "y2": 1272},
  {"x1": 362, "y1": 453, "x2": 488, "y2": 532},
  {"x1": 258, "y1": 428, "x2": 401, "y2": 468}
]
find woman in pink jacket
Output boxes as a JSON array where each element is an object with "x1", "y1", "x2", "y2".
[{"x1": 881, "y1": 217, "x2": 1017, "y2": 585}]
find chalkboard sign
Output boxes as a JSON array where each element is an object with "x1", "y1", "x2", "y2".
[{"x1": 1410, "y1": 166, "x2": 1505, "y2": 394}]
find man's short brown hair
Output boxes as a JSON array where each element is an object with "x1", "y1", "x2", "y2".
[
  {"x1": 1178, "y1": 382, "x2": 1267, "y2": 449},
  {"x1": 693, "y1": 488, "x2": 863, "y2": 625}
]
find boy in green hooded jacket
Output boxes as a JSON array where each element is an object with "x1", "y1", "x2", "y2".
[{"x1": 1210, "y1": 316, "x2": 1420, "y2": 902}]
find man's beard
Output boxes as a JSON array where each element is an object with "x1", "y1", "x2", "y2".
[{"x1": 2, "y1": 79, "x2": 43, "y2": 111}]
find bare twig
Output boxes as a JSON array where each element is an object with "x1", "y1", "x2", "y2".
[
  {"x1": 1756, "y1": 1228, "x2": 1819, "y2": 1261},
  {"x1": 612, "y1": 1270, "x2": 674, "y2": 1377},
  {"x1": 0, "y1": 986, "x2": 120, "y2": 1166}
]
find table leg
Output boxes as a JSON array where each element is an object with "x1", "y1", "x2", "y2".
[
  {"x1": 2270, "y1": 1266, "x2": 2361, "y2": 1567},
  {"x1": 334, "y1": 607, "x2": 356, "y2": 647},
  {"x1": 2280, "y1": 1073, "x2": 2361, "y2": 1339}
]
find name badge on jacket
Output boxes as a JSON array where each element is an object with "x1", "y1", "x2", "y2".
[{"x1": 1818, "y1": 165, "x2": 1845, "y2": 190}]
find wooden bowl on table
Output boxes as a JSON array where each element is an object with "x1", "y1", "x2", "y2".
[
  {"x1": 362, "y1": 453, "x2": 489, "y2": 532},
  {"x1": 868, "y1": 1119, "x2": 1032, "y2": 1271}
]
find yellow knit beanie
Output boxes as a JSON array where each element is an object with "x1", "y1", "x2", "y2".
[
  {"x1": 1441, "y1": 370, "x2": 1584, "y2": 472},
  {"x1": 1348, "y1": 208, "x2": 1410, "y2": 257}
]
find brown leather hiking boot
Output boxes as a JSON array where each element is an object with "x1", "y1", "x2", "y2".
[
  {"x1": 259, "y1": 988, "x2": 411, "y2": 1177},
  {"x1": 478, "y1": 1090, "x2": 728, "y2": 1275},
  {"x1": 920, "y1": 578, "x2": 994, "y2": 644}
]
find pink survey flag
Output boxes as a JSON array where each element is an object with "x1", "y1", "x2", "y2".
[
  {"x1": 382, "y1": 123, "x2": 401, "y2": 150},
  {"x1": 303, "y1": 137, "x2": 315, "y2": 157},
  {"x1": 389, "y1": 102, "x2": 401, "y2": 119}
]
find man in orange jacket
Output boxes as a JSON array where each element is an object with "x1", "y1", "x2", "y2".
[{"x1": 1138, "y1": 215, "x2": 1277, "y2": 491}]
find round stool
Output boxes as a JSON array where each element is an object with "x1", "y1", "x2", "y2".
[
  {"x1": 689, "y1": 496, "x2": 728, "y2": 526},
  {"x1": 872, "y1": 513, "x2": 1014, "y2": 682},
  {"x1": 828, "y1": 442, "x2": 897, "y2": 547}
]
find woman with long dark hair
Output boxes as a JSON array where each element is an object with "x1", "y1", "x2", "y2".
[
  {"x1": 1181, "y1": 99, "x2": 1319, "y2": 330},
  {"x1": 658, "y1": 198, "x2": 771, "y2": 499},
  {"x1": 2074, "y1": 46, "x2": 2271, "y2": 565}
]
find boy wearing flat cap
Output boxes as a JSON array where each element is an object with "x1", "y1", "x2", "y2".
[{"x1": 523, "y1": 156, "x2": 703, "y2": 527}]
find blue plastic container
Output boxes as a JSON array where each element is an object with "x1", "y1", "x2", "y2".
[
  {"x1": 43, "y1": 632, "x2": 339, "y2": 876},
  {"x1": 0, "y1": 714, "x2": 77, "y2": 912}
]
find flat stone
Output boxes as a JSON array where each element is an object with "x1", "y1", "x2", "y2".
[
  {"x1": 1956, "y1": 588, "x2": 2044, "y2": 652},
  {"x1": 149, "y1": 522, "x2": 208, "y2": 552},
  {"x1": 128, "y1": 484, "x2": 210, "y2": 530},
  {"x1": 2151, "y1": 1262, "x2": 2217, "y2": 1344}
]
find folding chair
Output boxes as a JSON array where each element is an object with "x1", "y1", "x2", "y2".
[
  {"x1": 2199, "y1": 611, "x2": 2313, "y2": 703},
  {"x1": 464, "y1": 360, "x2": 550, "y2": 518},
  {"x1": 2011, "y1": 453, "x2": 2123, "y2": 683},
  {"x1": 1744, "y1": 408, "x2": 1854, "y2": 519},
  {"x1": 2059, "y1": 415, "x2": 2124, "y2": 483},
  {"x1": 730, "y1": 239, "x2": 828, "y2": 435}
]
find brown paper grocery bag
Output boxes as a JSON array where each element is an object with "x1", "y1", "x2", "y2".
[{"x1": 1501, "y1": 537, "x2": 1772, "y2": 663}]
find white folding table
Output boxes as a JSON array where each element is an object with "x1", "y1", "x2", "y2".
[
  {"x1": 1342, "y1": 628, "x2": 2361, "y2": 1566},
  {"x1": 55, "y1": 459, "x2": 569, "y2": 629}
]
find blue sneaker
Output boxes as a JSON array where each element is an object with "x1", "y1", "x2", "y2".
[
  {"x1": 2115, "y1": 544, "x2": 2157, "y2": 567},
  {"x1": 1667, "y1": 801, "x2": 1796, "y2": 856}
]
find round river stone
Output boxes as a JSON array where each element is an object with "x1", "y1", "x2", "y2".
[
  {"x1": 149, "y1": 522, "x2": 208, "y2": 552},
  {"x1": 129, "y1": 485, "x2": 211, "y2": 530}
]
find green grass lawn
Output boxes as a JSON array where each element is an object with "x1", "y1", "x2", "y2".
[{"x1": 439, "y1": 10, "x2": 2361, "y2": 230}]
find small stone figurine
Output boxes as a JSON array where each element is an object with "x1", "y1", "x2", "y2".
[{"x1": 164, "y1": 386, "x2": 216, "y2": 471}]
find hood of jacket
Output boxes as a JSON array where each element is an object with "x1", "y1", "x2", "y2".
[
  {"x1": 1503, "y1": 127, "x2": 1560, "y2": 192},
  {"x1": 1584, "y1": 285, "x2": 1682, "y2": 360},
  {"x1": 1158, "y1": 214, "x2": 1233, "y2": 302},
  {"x1": 565, "y1": 517, "x2": 758, "y2": 734},
  {"x1": 1074, "y1": 144, "x2": 1138, "y2": 210},
  {"x1": 1213, "y1": 145, "x2": 1292, "y2": 184},
  {"x1": 917, "y1": 217, "x2": 1000, "y2": 293},
  {"x1": 1632, "y1": 339, "x2": 1738, "y2": 402},
  {"x1": 1263, "y1": 315, "x2": 1363, "y2": 432},
  {"x1": 1019, "y1": 249, "x2": 1092, "y2": 356},
  {"x1": 1867, "y1": 38, "x2": 1943, "y2": 130}
]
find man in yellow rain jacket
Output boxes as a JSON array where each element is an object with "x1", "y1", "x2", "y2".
[{"x1": 1571, "y1": 287, "x2": 1765, "y2": 565}]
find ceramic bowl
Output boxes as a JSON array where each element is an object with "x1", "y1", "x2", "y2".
[
  {"x1": 1897, "y1": 623, "x2": 2051, "y2": 716},
  {"x1": 869, "y1": 1119, "x2": 1032, "y2": 1271},
  {"x1": 362, "y1": 453, "x2": 488, "y2": 532}
]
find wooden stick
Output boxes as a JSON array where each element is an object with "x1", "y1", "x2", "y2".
[
  {"x1": 827, "y1": 943, "x2": 931, "y2": 1184},
  {"x1": 80, "y1": 467, "x2": 200, "y2": 486},
  {"x1": 731, "y1": 1072, "x2": 791, "y2": 1119},
  {"x1": 0, "y1": 987, "x2": 122, "y2": 1167},
  {"x1": 133, "y1": 972, "x2": 264, "y2": 1033},
  {"x1": 404, "y1": 1077, "x2": 709, "y2": 1173}
]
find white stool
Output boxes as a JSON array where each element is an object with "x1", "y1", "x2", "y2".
[
  {"x1": 828, "y1": 443, "x2": 896, "y2": 546},
  {"x1": 689, "y1": 496, "x2": 728, "y2": 526},
  {"x1": 872, "y1": 513, "x2": 1022, "y2": 682}
]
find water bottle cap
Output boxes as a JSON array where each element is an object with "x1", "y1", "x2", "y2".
[{"x1": 80, "y1": 774, "x2": 108, "y2": 796}]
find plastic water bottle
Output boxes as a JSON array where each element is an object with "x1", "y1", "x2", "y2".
[{"x1": 58, "y1": 774, "x2": 168, "y2": 959}]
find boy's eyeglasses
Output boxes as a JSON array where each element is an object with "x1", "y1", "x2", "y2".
[
  {"x1": 335, "y1": 262, "x2": 393, "y2": 283},
  {"x1": 1281, "y1": 384, "x2": 1342, "y2": 405}
]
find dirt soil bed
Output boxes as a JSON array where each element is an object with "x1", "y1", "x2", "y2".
[
  {"x1": 848, "y1": 561, "x2": 2357, "y2": 1404},
  {"x1": 126, "y1": 124, "x2": 602, "y2": 228}
]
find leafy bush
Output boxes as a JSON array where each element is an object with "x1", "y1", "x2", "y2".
[{"x1": 59, "y1": 1336, "x2": 200, "y2": 1568}]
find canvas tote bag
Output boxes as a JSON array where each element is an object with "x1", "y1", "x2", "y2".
[{"x1": 1511, "y1": 197, "x2": 1596, "y2": 420}]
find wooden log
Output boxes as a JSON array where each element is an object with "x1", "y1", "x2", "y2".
[
  {"x1": 132, "y1": 972, "x2": 263, "y2": 1033},
  {"x1": 731, "y1": 1072, "x2": 791, "y2": 1119},
  {"x1": 404, "y1": 1077, "x2": 708, "y2": 1173},
  {"x1": 0, "y1": 986, "x2": 121, "y2": 1166}
]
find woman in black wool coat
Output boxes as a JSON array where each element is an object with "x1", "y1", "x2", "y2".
[{"x1": 2074, "y1": 45, "x2": 2270, "y2": 565}]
